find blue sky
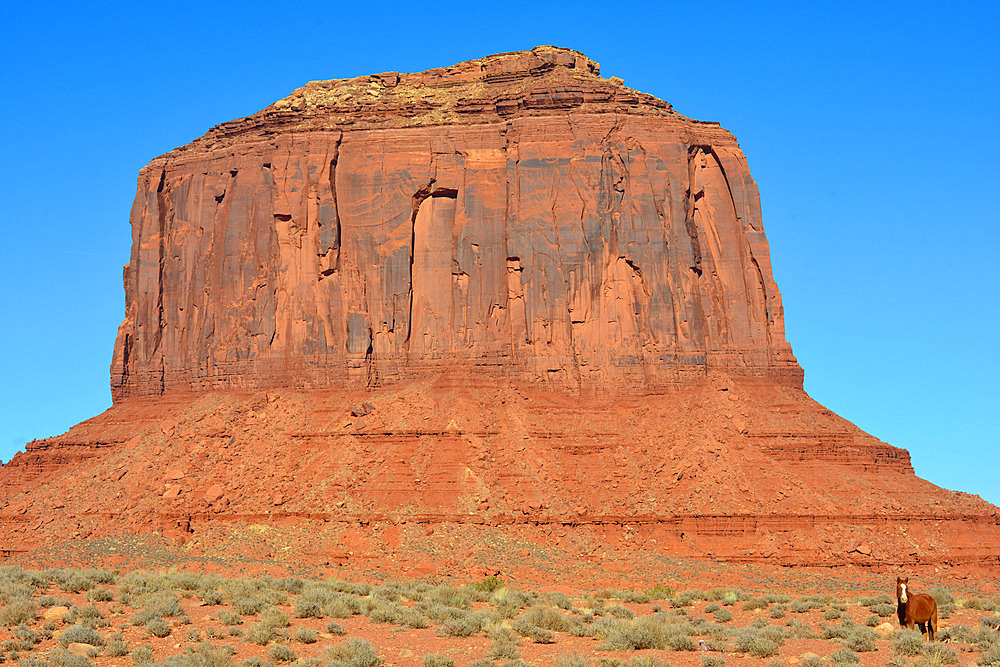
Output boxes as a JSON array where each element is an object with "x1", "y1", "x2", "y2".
[{"x1": 1, "y1": 1, "x2": 997, "y2": 504}]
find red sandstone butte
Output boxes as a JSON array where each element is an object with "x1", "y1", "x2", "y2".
[{"x1": 1, "y1": 47, "x2": 997, "y2": 578}]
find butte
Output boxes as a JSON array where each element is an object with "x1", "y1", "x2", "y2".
[{"x1": 2, "y1": 47, "x2": 997, "y2": 582}]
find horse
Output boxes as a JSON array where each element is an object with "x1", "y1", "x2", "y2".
[{"x1": 895, "y1": 576, "x2": 938, "y2": 640}]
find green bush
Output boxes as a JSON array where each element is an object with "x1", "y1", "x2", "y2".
[{"x1": 472, "y1": 576, "x2": 505, "y2": 593}]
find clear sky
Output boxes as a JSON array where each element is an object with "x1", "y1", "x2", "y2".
[{"x1": 1, "y1": 1, "x2": 997, "y2": 504}]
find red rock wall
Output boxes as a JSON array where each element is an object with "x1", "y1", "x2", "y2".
[{"x1": 111, "y1": 116, "x2": 799, "y2": 399}]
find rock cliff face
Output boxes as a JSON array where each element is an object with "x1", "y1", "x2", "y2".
[
  {"x1": 2, "y1": 47, "x2": 998, "y2": 577},
  {"x1": 110, "y1": 46, "x2": 798, "y2": 399}
]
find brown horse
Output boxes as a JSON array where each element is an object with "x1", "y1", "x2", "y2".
[{"x1": 895, "y1": 576, "x2": 938, "y2": 640}]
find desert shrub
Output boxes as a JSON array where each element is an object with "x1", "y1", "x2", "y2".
[
  {"x1": 423, "y1": 656, "x2": 455, "y2": 667},
  {"x1": 859, "y1": 593, "x2": 894, "y2": 606},
  {"x1": 43, "y1": 648, "x2": 93, "y2": 667},
  {"x1": 702, "y1": 657, "x2": 726, "y2": 667},
  {"x1": 199, "y1": 589, "x2": 224, "y2": 606},
  {"x1": 232, "y1": 597, "x2": 266, "y2": 616},
  {"x1": 871, "y1": 602, "x2": 896, "y2": 617},
  {"x1": 554, "y1": 652, "x2": 589, "y2": 667},
  {"x1": 865, "y1": 614, "x2": 880, "y2": 626},
  {"x1": 830, "y1": 649, "x2": 860, "y2": 665},
  {"x1": 13, "y1": 624, "x2": 39, "y2": 645},
  {"x1": 106, "y1": 637, "x2": 130, "y2": 657},
  {"x1": 545, "y1": 591, "x2": 573, "y2": 609},
  {"x1": 714, "y1": 608, "x2": 733, "y2": 623},
  {"x1": 325, "y1": 596, "x2": 359, "y2": 619},
  {"x1": 961, "y1": 596, "x2": 1000, "y2": 612},
  {"x1": 790, "y1": 598, "x2": 822, "y2": 613},
  {"x1": 293, "y1": 599, "x2": 322, "y2": 619},
  {"x1": 665, "y1": 632, "x2": 697, "y2": 651},
  {"x1": 218, "y1": 610, "x2": 242, "y2": 626},
  {"x1": 131, "y1": 646, "x2": 155, "y2": 667},
  {"x1": 245, "y1": 622, "x2": 274, "y2": 646},
  {"x1": 438, "y1": 615, "x2": 481, "y2": 637},
  {"x1": 824, "y1": 608, "x2": 842, "y2": 620},
  {"x1": 742, "y1": 597, "x2": 770, "y2": 611},
  {"x1": 489, "y1": 628, "x2": 521, "y2": 660},
  {"x1": 472, "y1": 576, "x2": 505, "y2": 593},
  {"x1": 734, "y1": 627, "x2": 783, "y2": 658},
  {"x1": 145, "y1": 617, "x2": 171, "y2": 638},
  {"x1": 891, "y1": 628, "x2": 926, "y2": 656},
  {"x1": 605, "y1": 605, "x2": 634, "y2": 619},
  {"x1": 981, "y1": 642, "x2": 1000, "y2": 666},
  {"x1": 0, "y1": 599, "x2": 37, "y2": 626},
  {"x1": 86, "y1": 588, "x2": 113, "y2": 603},
  {"x1": 119, "y1": 571, "x2": 170, "y2": 597},
  {"x1": 276, "y1": 577, "x2": 304, "y2": 594},
  {"x1": 293, "y1": 627, "x2": 318, "y2": 644},
  {"x1": 844, "y1": 628, "x2": 877, "y2": 652},
  {"x1": 260, "y1": 607, "x2": 289, "y2": 628},
  {"x1": 982, "y1": 615, "x2": 1000, "y2": 630},
  {"x1": 57, "y1": 625, "x2": 105, "y2": 648},
  {"x1": 515, "y1": 622, "x2": 555, "y2": 644},
  {"x1": 267, "y1": 646, "x2": 296, "y2": 663},
  {"x1": 918, "y1": 642, "x2": 959, "y2": 665},
  {"x1": 324, "y1": 638, "x2": 383, "y2": 667},
  {"x1": 521, "y1": 606, "x2": 571, "y2": 632},
  {"x1": 704, "y1": 603, "x2": 721, "y2": 613},
  {"x1": 326, "y1": 621, "x2": 346, "y2": 635},
  {"x1": 929, "y1": 585, "x2": 956, "y2": 619},
  {"x1": 157, "y1": 642, "x2": 235, "y2": 667},
  {"x1": 770, "y1": 604, "x2": 787, "y2": 619}
]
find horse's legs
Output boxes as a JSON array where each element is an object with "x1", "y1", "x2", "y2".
[
  {"x1": 917, "y1": 621, "x2": 926, "y2": 635},
  {"x1": 929, "y1": 609, "x2": 938, "y2": 641}
]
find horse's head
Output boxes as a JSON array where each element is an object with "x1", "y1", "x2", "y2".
[{"x1": 896, "y1": 576, "x2": 909, "y2": 603}]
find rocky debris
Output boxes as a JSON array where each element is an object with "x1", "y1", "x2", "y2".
[
  {"x1": 43, "y1": 606, "x2": 69, "y2": 621},
  {"x1": 67, "y1": 643, "x2": 98, "y2": 657}
]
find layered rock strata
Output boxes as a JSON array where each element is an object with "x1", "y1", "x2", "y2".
[
  {"x1": 110, "y1": 45, "x2": 798, "y2": 399},
  {"x1": 3, "y1": 47, "x2": 997, "y2": 575}
]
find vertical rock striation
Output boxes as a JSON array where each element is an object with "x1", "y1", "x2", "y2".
[{"x1": 110, "y1": 46, "x2": 799, "y2": 399}]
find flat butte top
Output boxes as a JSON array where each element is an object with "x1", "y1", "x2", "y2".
[{"x1": 160, "y1": 46, "x2": 731, "y2": 164}]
